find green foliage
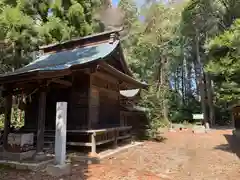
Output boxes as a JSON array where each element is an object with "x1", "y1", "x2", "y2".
[
  {"x1": 139, "y1": 85, "x2": 171, "y2": 138},
  {"x1": 0, "y1": 117, "x2": 3, "y2": 129},
  {"x1": 0, "y1": 5, "x2": 38, "y2": 69},
  {"x1": 206, "y1": 19, "x2": 240, "y2": 102},
  {"x1": 38, "y1": 16, "x2": 73, "y2": 44},
  {"x1": 1, "y1": 0, "x2": 239, "y2": 132},
  {"x1": 168, "y1": 91, "x2": 201, "y2": 123},
  {"x1": 0, "y1": 0, "x2": 101, "y2": 72},
  {"x1": 0, "y1": 105, "x2": 24, "y2": 130},
  {"x1": 122, "y1": 2, "x2": 184, "y2": 82},
  {"x1": 121, "y1": 0, "x2": 207, "y2": 136},
  {"x1": 37, "y1": 0, "x2": 96, "y2": 42},
  {"x1": 118, "y1": 0, "x2": 138, "y2": 31}
]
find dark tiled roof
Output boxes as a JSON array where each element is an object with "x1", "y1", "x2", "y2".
[{"x1": 0, "y1": 40, "x2": 119, "y2": 77}]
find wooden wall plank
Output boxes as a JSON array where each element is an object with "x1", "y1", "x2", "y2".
[
  {"x1": 69, "y1": 72, "x2": 90, "y2": 129},
  {"x1": 90, "y1": 71, "x2": 120, "y2": 128}
]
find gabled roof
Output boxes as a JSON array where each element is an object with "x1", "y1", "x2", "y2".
[
  {"x1": 98, "y1": 62, "x2": 147, "y2": 89},
  {"x1": 0, "y1": 30, "x2": 148, "y2": 89},
  {"x1": 0, "y1": 30, "x2": 134, "y2": 79},
  {"x1": 39, "y1": 29, "x2": 121, "y2": 52},
  {"x1": 1, "y1": 40, "x2": 119, "y2": 78}
]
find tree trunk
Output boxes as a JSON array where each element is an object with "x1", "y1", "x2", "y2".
[
  {"x1": 205, "y1": 73, "x2": 215, "y2": 126},
  {"x1": 161, "y1": 57, "x2": 169, "y2": 122},
  {"x1": 176, "y1": 67, "x2": 180, "y2": 93},
  {"x1": 193, "y1": 61, "x2": 200, "y2": 101},
  {"x1": 181, "y1": 59, "x2": 185, "y2": 104},
  {"x1": 186, "y1": 61, "x2": 192, "y2": 96},
  {"x1": 153, "y1": 58, "x2": 162, "y2": 89},
  {"x1": 195, "y1": 33, "x2": 208, "y2": 124},
  {"x1": 174, "y1": 70, "x2": 178, "y2": 91}
]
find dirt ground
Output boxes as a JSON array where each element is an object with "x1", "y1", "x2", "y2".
[{"x1": 1, "y1": 128, "x2": 240, "y2": 180}]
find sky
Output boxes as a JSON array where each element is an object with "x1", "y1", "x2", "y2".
[
  {"x1": 112, "y1": 0, "x2": 119, "y2": 7},
  {"x1": 112, "y1": 0, "x2": 145, "y2": 7}
]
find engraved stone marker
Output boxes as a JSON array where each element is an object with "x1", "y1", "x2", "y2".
[{"x1": 55, "y1": 102, "x2": 67, "y2": 165}]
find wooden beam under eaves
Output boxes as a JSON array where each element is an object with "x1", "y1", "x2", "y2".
[{"x1": 51, "y1": 79, "x2": 72, "y2": 87}]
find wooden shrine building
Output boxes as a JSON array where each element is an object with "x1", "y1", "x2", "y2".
[
  {"x1": 0, "y1": 30, "x2": 147, "y2": 157},
  {"x1": 120, "y1": 89, "x2": 148, "y2": 138}
]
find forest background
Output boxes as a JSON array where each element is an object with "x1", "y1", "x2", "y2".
[{"x1": 1, "y1": 0, "x2": 239, "y2": 137}]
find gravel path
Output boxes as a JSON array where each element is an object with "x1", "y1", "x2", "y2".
[{"x1": 1, "y1": 128, "x2": 240, "y2": 180}]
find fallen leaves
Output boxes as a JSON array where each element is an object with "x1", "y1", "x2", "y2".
[{"x1": 1, "y1": 129, "x2": 240, "y2": 180}]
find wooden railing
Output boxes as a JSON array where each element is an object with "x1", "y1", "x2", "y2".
[
  {"x1": 23, "y1": 126, "x2": 132, "y2": 155},
  {"x1": 66, "y1": 126, "x2": 132, "y2": 154}
]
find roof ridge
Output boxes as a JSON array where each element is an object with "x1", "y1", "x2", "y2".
[{"x1": 39, "y1": 29, "x2": 122, "y2": 51}]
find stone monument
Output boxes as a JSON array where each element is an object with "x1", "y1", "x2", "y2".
[
  {"x1": 192, "y1": 114, "x2": 207, "y2": 134},
  {"x1": 46, "y1": 102, "x2": 71, "y2": 177},
  {"x1": 3, "y1": 133, "x2": 35, "y2": 161}
]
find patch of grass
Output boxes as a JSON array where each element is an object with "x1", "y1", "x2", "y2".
[
  {"x1": 0, "y1": 164, "x2": 12, "y2": 170},
  {"x1": 151, "y1": 135, "x2": 167, "y2": 143},
  {"x1": 172, "y1": 122, "x2": 195, "y2": 129}
]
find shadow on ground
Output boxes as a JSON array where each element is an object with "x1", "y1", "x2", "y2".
[
  {"x1": 0, "y1": 155, "x2": 101, "y2": 180},
  {"x1": 214, "y1": 134, "x2": 240, "y2": 159},
  {"x1": 133, "y1": 131, "x2": 167, "y2": 143},
  {"x1": 211, "y1": 126, "x2": 234, "y2": 130},
  {"x1": 0, "y1": 162, "x2": 92, "y2": 180}
]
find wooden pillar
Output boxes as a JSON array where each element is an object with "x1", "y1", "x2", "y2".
[
  {"x1": 3, "y1": 94, "x2": 12, "y2": 150},
  {"x1": 36, "y1": 90, "x2": 46, "y2": 153},
  {"x1": 88, "y1": 76, "x2": 92, "y2": 130},
  {"x1": 114, "y1": 128, "x2": 118, "y2": 148}
]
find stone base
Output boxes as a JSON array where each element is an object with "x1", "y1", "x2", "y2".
[
  {"x1": 34, "y1": 152, "x2": 47, "y2": 161},
  {"x1": 233, "y1": 129, "x2": 240, "y2": 138},
  {"x1": 71, "y1": 155, "x2": 100, "y2": 165},
  {"x1": 168, "y1": 128, "x2": 176, "y2": 132},
  {"x1": 0, "y1": 158, "x2": 54, "y2": 171},
  {"x1": 192, "y1": 126, "x2": 206, "y2": 134},
  {"x1": 46, "y1": 164, "x2": 71, "y2": 177},
  {"x1": 205, "y1": 122, "x2": 210, "y2": 130},
  {"x1": 192, "y1": 129, "x2": 206, "y2": 134},
  {"x1": 70, "y1": 142, "x2": 143, "y2": 164},
  {"x1": 88, "y1": 152, "x2": 99, "y2": 158},
  {"x1": 2, "y1": 150, "x2": 35, "y2": 161}
]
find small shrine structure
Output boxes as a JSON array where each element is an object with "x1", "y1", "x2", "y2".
[{"x1": 0, "y1": 30, "x2": 147, "y2": 160}]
